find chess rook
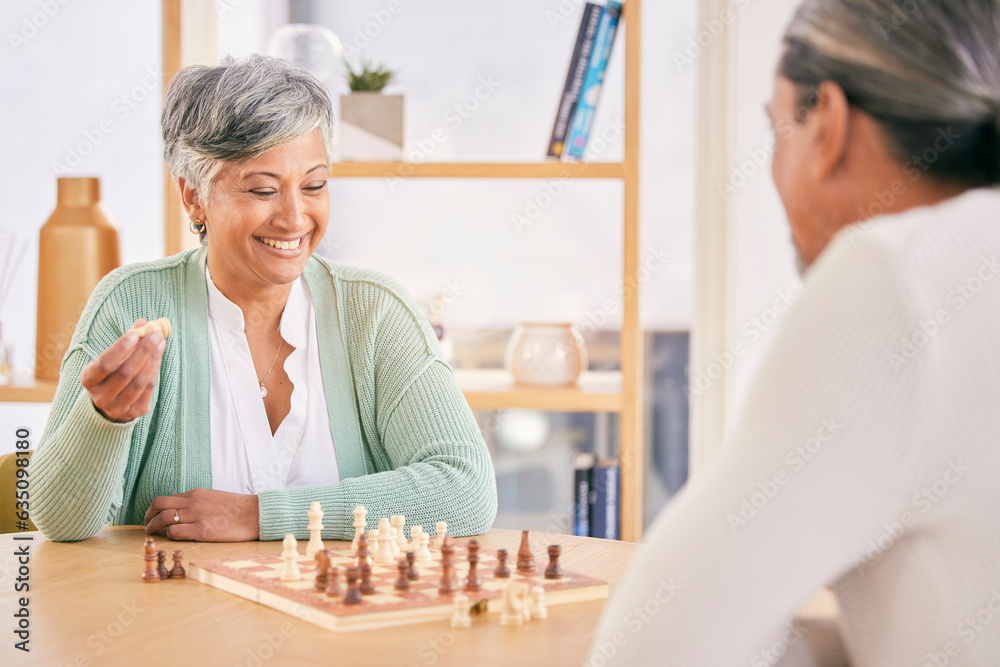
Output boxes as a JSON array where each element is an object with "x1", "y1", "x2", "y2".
[
  {"x1": 545, "y1": 545, "x2": 563, "y2": 580},
  {"x1": 517, "y1": 530, "x2": 535, "y2": 574}
]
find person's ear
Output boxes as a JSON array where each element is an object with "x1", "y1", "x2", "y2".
[
  {"x1": 809, "y1": 81, "x2": 851, "y2": 182},
  {"x1": 178, "y1": 177, "x2": 205, "y2": 221}
]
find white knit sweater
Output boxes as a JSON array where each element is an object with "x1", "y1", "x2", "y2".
[{"x1": 589, "y1": 188, "x2": 1000, "y2": 666}]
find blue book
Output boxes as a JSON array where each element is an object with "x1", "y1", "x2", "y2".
[
  {"x1": 573, "y1": 452, "x2": 596, "y2": 537},
  {"x1": 564, "y1": 1, "x2": 623, "y2": 160},
  {"x1": 547, "y1": 3, "x2": 603, "y2": 158},
  {"x1": 588, "y1": 459, "x2": 620, "y2": 540}
]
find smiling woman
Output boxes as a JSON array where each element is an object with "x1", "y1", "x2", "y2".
[{"x1": 28, "y1": 55, "x2": 497, "y2": 544}]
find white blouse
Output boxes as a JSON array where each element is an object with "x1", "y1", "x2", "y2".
[{"x1": 206, "y1": 267, "x2": 340, "y2": 494}]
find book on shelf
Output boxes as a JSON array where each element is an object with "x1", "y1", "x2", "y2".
[
  {"x1": 564, "y1": 0, "x2": 623, "y2": 161},
  {"x1": 573, "y1": 453, "x2": 620, "y2": 540},
  {"x1": 547, "y1": 2, "x2": 603, "y2": 159}
]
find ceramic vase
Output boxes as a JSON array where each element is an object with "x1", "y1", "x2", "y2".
[{"x1": 505, "y1": 323, "x2": 588, "y2": 387}]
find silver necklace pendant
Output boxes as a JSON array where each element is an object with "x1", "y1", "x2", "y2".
[{"x1": 260, "y1": 382, "x2": 268, "y2": 398}]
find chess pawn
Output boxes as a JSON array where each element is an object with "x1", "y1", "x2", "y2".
[
  {"x1": 156, "y1": 550, "x2": 170, "y2": 579},
  {"x1": 356, "y1": 533, "x2": 372, "y2": 568},
  {"x1": 170, "y1": 550, "x2": 186, "y2": 579},
  {"x1": 451, "y1": 592, "x2": 473, "y2": 630},
  {"x1": 409, "y1": 525, "x2": 423, "y2": 552},
  {"x1": 433, "y1": 521, "x2": 448, "y2": 550},
  {"x1": 415, "y1": 530, "x2": 433, "y2": 563},
  {"x1": 530, "y1": 586, "x2": 548, "y2": 619},
  {"x1": 465, "y1": 539, "x2": 482, "y2": 592},
  {"x1": 438, "y1": 537, "x2": 457, "y2": 595},
  {"x1": 141, "y1": 537, "x2": 160, "y2": 583},
  {"x1": 517, "y1": 530, "x2": 535, "y2": 574},
  {"x1": 394, "y1": 559, "x2": 411, "y2": 591},
  {"x1": 351, "y1": 505, "x2": 368, "y2": 555},
  {"x1": 545, "y1": 544, "x2": 563, "y2": 580},
  {"x1": 389, "y1": 526, "x2": 400, "y2": 559},
  {"x1": 342, "y1": 567, "x2": 362, "y2": 605},
  {"x1": 367, "y1": 529, "x2": 380, "y2": 559},
  {"x1": 405, "y1": 551, "x2": 420, "y2": 581},
  {"x1": 494, "y1": 548, "x2": 511, "y2": 578},
  {"x1": 305, "y1": 501, "x2": 325, "y2": 557},
  {"x1": 314, "y1": 550, "x2": 331, "y2": 592},
  {"x1": 374, "y1": 518, "x2": 395, "y2": 565},
  {"x1": 499, "y1": 582, "x2": 525, "y2": 626},
  {"x1": 325, "y1": 566, "x2": 343, "y2": 598},
  {"x1": 281, "y1": 534, "x2": 302, "y2": 581},
  {"x1": 391, "y1": 514, "x2": 407, "y2": 553},
  {"x1": 359, "y1": 562, "x2": 376, "y2": 595}
]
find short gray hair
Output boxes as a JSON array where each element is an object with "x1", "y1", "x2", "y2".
[
  {"x1": 161, "y1": 54, "x2": 334, "y2": 206},
  {"x1": 780, "y1": 0, "x2": 1000, "y2": 186}
]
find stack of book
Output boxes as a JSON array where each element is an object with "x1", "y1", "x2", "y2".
[
  {"x1": 547, "y1": 1, "x2": 624, "y2": 161},
  {"x1": 573, "y1": 452, "x2": 621, "y2": 540}
]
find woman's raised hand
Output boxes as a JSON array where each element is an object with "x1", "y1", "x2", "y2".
[{"x1": 81, "y1": 318, "x2": 166, "y2": 423}]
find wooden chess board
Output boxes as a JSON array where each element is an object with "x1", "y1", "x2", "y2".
[{"x1": 189, "y1": 541, "x2": 609, "y2": 633}]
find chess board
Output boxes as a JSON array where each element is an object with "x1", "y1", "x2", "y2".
[{"x1": 189, "y1": 541, "x2": 608, "y2": 633}]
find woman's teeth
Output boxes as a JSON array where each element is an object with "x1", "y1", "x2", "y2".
[{"x1": 259, "y1": 237, "x2": 300, "y2": 250}]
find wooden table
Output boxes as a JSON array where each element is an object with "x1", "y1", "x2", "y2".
[{"x1": 0, "y1": 527, "x2": 638, "y2": 666}]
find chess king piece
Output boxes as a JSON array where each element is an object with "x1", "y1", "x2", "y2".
[
  {"x1": 405, "y1": 551, "x2": 420, "y2": 581},
  {"x1": 314, "y1": 549, "x2": 331, "y2": 592},
  {"x1": 170, "y1": 550, "x2": 186, "y2": 579},
  {"x1": 156, "y1": 550, "x2": 170, "y2": 579},
  {"x1": 391, "y1": 514, "x2": 407, "y2": 553},
  {"x1": 517, "y1": 530, "x2": 535, "y2": 574},
  {"x1": 306, "y1": 501, "x2": 325, "y2": 557},
  {"x1": 342, "y1": 567, "x2": 362, "y2": 605},
  {"x1": 351, "y1": 505, "x2": 368, "y2": 555},
  {"x1": 394, "y1": 559, "x2": 411, "y2": 591},
  {"x1": 451, "y1": 592, "x2": 473, "y2": 629},
  {"x1": 280, "y1": 534, "x2": 302, "y2": 581},
  {"x1": 494, "y1": 548, "x2": 511, "y2": 578},
  {"x1": 465, "y1": 539, "x2": 482, "y2": 592},
  {"x1": 433, "y1": 521, "x2": 448, "y2": 550},
  {"x1": 374, "y1": 518, "x2": 395, "y2": 565},
  {"x1": 530, "y1": 585, "x2": 548, "y2": 619},
  {"x1": 438, "y1": 536, "x2": 457, "y2": 595},
  {"x1": 499, "y1": 582, "x2": 526, "y2": 626},
  {"x1": 141, "y1": 536, "x2": 160, "y2": 583},
  {"x1": 325, "y1": 566, "x2": 342, "y2": 598},
  {"x1": 545, "y1": 544, "x2": 563, "y2": 580}
]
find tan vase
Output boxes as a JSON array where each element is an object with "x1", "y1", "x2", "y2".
[
  {"x1": 35, "y1": 178, "x2": 120, "y2": 381},
  {"x1": 505, "y1": 322, "x2": 589, "y2": 387}
]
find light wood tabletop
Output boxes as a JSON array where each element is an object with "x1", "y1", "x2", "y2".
[{"x1": 0, "y1": 526, "x2": 638, "y2": 666}]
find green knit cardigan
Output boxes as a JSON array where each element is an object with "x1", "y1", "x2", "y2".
[{"x1": 29, "y1": 245, "x2": 497, "y2": 542}]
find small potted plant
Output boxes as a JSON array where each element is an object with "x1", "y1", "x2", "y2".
[{"x1": 340, "y1": 60, "x2": 404, "y2": 161}]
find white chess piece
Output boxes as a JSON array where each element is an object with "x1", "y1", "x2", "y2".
[
  {"x1": 351, "y1": 505, "x2": 368, "y2": 555},
  {"x1": 389, "y1": 526, "x2": 400, "y2": 559},
  {"x1": 391, "y1": 515, "x2": 407, "y2": 553},
  {"x1": 374, "y1": 518, "x2": 395, "y2": 565},
  {"x1": 433, "y1": 521, "x2": 448, "y2": 550},
  {"x1": 500, "y1": 582, "x2": 526, "y2": 626},
  {"x1": 280, "y1": 534, "x2": 302, "y2": 581},
  {"x1": 521, "y1": 585, "x2": 532, "y2": 622},
  {"x1": 409, "y1": 525, "x2": 423, "y2": 552},
  {"x1": 367, "y1": 528, "x2": 380, "y2": 560},
  {"x1": 415, "y1": 529, "x2": 433, "y2": 563},
  {"x1": 451, "y1": 591, "x2": 473, "y2": 629},
  {"x1": 530, "y1": 585, "x2": 548, "y2": 619},
  {"x1": 305, "y1": 501, "x2": 325, "y2": 557}
]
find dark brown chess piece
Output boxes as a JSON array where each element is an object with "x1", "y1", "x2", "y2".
[
  {"x1": 156, "y1": 550, "x2": 170, "y2": 580},
  {"x1": 315, "y1": 550, "x2": 331, "y2": 592},
  {"x1": 494, "y1": 548, "x2": 510, "y2": 578},
  {"x1": 545, "y1": 545, "x2": 563, "y2": 580},
  {"x1": 342, "y1": 566, "x2": 362, "y2": 605},
  {"x1": 170, "y1": 550, "x2": 186, "y2": 579},
  {"x1": 406, "y1": 550, "x2": 420, "y2": 581},
  {"x1": 517, "y1": 530, "x2": 535, "y2": 574},
  {"x1": 438, "y1": 536, "x2": 457, "y2": 595},
  {"x1": 325, "y1": 565, "x2": 342, "y2": 597},
  {"x1": 141, "y1": 537, "x2": 160, "y2": 583},
  {"x1": 395, "y1": 559, "x2": 411, "y2": 591},
  {"x1": 355, "y1": 533, "x2": 370, "y2": 569},
  {"x1": 465, "y1": 539, "x2": 482, "y2": 592},
  {"x1": 359, "y1": 561, "x2": 376, "y2": 595}
]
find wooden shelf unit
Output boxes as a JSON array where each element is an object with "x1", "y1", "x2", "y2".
[
  {"x1": 0, "y1": 380, "x2": 58, "y2": 403},
  {"x1": 328, "y1": 161, "x2": 625, "y2": 179},
  {"x1": 455, "y1": 369, "x2": 623, "y2": 413}
]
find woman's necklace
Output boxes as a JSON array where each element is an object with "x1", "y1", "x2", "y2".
[{"x1": 259, "y1": 327, "x2": 283, "y2": 398}]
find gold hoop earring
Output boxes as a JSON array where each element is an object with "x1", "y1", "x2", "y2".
[{"x1": 189, "y1": 219, "x2": 206, "y2": 235}]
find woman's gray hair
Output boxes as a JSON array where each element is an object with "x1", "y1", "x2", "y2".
[
  {"x1": 780, "y1": 0, "x2": 1000, "y2": 185},
  {"x1": 161, "y1": 54, "x2": 334, "y2": 214}
]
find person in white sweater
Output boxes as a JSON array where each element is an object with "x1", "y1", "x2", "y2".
[{"x1": 588, "y1": 1, "x2": 1000, "y2": 665}]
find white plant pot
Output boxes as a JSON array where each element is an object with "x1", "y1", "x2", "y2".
[
  {"x1": 339, "y1": 92, "x2": 405, "y2": 161},
  {"x1": 505, "y1": 323, "x2": 589, "y2": 387}
]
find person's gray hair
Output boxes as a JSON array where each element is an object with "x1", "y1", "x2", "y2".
[
  {"x1": 780, "y1": 0, "x2": 1000, "y2": 186},
  {"x1": 161, "y1": 54, "x2": 334, "y2": 220}
]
